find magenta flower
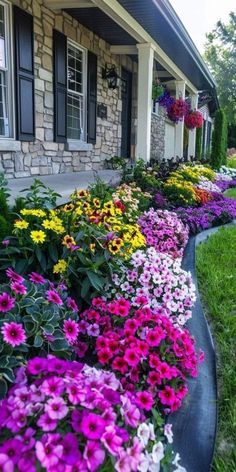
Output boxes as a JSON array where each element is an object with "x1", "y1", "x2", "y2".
[
  {"x1": 1, "y1": 322, "x2": 26, "y2": 347},
  {"x1": 2, "y1": 239, "x2": 10, "y2": 247},
  {"x1": 46, "y1": 290, "x2": 63, "y2": 306},
  {"x1": 6, "y1": 268, "x2": 24, "y2": 284},
  {"x1": 35, "y1": 435, "x2": 63, "y2": 469},
  {"x1": 18, "y1": 450, "x2": 36, "y2": 472},
  {"x1": 0, "y1": 293, "x2": 15, "y2": 312},
  {"x1": 0, "y1": 453, "x2": 14, "y2": 471},
  {"x1": 10, "y1": 281, "x2": 27, "y2": 295},
  {"x1": 28, "y1": 272, "x2": 46, "y2": 285},
  {"x1": 63, "y1": 319, "x2": 79, "y2": 343},
  {"x1": 45, "y1": 397, "x2": 68, "y2": 420},
  {"x1": 67, "y1": 297, "x2": 79, "y2": 313},
  {"x1": 27, "y1": 357, "x2": 48, "y2": 375},
  {"x1": 136, "y1": 391, "x2": 154, "y2": 411},
  {"x1": 101, "y1": 425, "x2": 123, "y2": 455},
  {"x1": 37, "y1": 413, "x2": 57, "y2": 432},
  {"x1": 84, "y1": 440, "x2": 105, "y2": 471},
  {"x1": 62, "y1": 433, "x2": 81, "y2": 465},
  {"x1": 81, "y1": 413, "x2": 107, "y2": 440},
  {"x1": 41, "y1": 376, "x2": 65, "y2": 397},
  {"x1": 0, "y1": 438, "x2": 23, "y2": 464},
  {"x1": 16, "y1": 428, "x2": 36, "y2": 452}
]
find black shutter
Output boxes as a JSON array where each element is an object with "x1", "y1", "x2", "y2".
[
  {"x1": 14, "y1": 6, "x2": 35, "y2": 141},
  {"x1": 87, "y1": 51, "x2": 97, "y2": 144},
  {"x1": 53, "y1": 30, "x2": 67, "y2": 143}
]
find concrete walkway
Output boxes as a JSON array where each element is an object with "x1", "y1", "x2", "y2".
[{"x1": 8, "y1": 170, "x2": 121, "y2": 206}]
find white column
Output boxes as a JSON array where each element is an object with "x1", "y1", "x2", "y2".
[
  {"x1": 188, "y1": 93, "x2": 198, "y2": 159},
  {"x1": 136, "y1": 43, "x2": 154, "y2": 163},
  {"x1": 174, "y1": 80, "x2": 186, "y2": 158}
]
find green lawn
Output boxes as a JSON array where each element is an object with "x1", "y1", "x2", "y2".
[
  {"x1": 224, "y1": 187, "x2": 236, "y2": 199},
  {"x1": 196, "y1": 226, "x2": 236, "y2": 472}
]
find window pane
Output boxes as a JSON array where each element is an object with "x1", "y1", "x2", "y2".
[
  {"x1": 67, "y1": 92, "x2": 84, "y2": 140},
  {"x1": 0, "y1": 71, "x2": 9, "y2": 137},
  {"x1": 68, "y1": 44, "x2": 83, "y2": 95}
]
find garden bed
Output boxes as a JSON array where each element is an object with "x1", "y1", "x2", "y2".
[{"x1": 0, "y1": 161, "x2": 235, "y2": 471}]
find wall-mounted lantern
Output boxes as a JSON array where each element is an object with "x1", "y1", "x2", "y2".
[{"x1": 102, "y1": 64, "x2": 119, "y2": 89}]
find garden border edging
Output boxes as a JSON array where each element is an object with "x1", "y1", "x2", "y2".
[{"x1": 170, "y1": 221, "x2": 235, "y2": 472}]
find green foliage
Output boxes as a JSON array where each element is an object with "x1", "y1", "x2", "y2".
[
  {"x1": 128, "y1": 159, "x2": 161, "y2": 192},
  {"x1": 0, "y1": 215, "x2": 10, "y2": 241},
  {"x1": 20, "y1": 179, "x2": 61, "y2": 209},
  {"x1": 227, "y1": 156, "x2": 236, "y2": 169},
  {"x1": 224, "y1": 188, "x2": 236, "y2": 199},
  {"x1": 204, "y1": 12, "x2": 236, "y2": 126},
  {"x1": 0, "y1": 278, "x2": 81, "y2": 395},
  {"x1": 210, "y1": 109, "x2": 228, "y2": 169},
  {"x1": 197, "y1": 227, "x2": 236, "y2": 471},
  {"x1": 195, "y1": 127, "x2": 202, "y2": 160}
]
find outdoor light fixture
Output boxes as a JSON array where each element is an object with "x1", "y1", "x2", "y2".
[{"x1": 102, "y1": 64, "x2": 119, "y2": 89}]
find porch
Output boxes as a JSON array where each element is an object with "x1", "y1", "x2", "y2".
[{"x1": 0, "y1": 0, "x2": 217, "y2": 179}]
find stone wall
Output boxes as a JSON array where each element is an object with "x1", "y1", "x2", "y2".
[
  {"x1": 0, "y1": 0, "x2": 137, "y2": 178},
  {"x1": 150, "y1": 107, "x2": 165, "y2": 162}
]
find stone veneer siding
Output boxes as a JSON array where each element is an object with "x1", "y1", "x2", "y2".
[
  {"x1": 150, "y1": 107, "x2": 165, "y2": 162},
  {"x1": 0, "y1": 0, "x2": 137, "y2": 178}
]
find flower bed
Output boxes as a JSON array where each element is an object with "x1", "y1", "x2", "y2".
[
  {"x1": 110, "y1": 247, "x2": 196, "y2": 326},
  {"x1": 0, "y1": 357, "x2": 175, "y2": 471},
  {"x1": 138, "y1": 209, "x2": 189, "y2": 259}
]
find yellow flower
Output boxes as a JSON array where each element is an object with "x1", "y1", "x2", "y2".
[
  {"x1": 53, "y1": 259, "x2": 67, "y2": 274},
  {"x1": 42, "y1": 219, "x2": 54, "y2": 230},
  {"x1": 63, "y1": 203, "x2": 74, "y2": 212},
  {"x1": 62, "y1": 235, "x2": 76, "y2": 248},
  {"x1": 90, "y1": 243, "x2": 96, "y2": 253},
  {"x1": 21, "y1": 209, "x2": 46, "y2": 218},
  {"x1": 14, "y1": 219, "x2": 29, "y2": 230},
  {"x1": 30, "y1": 230, "x2": 46, "y2": 244}
]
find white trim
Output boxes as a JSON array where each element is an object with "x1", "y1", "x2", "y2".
[
  {"x1": 137, "y1": 43, "x2": 154, "y2": 162},
  {"x1": 90, "y1": 0, "x2": 198, "y2": 93},
  {"x1": 110, "y1": 45, "x2": 138, "y2": 55},
  {"x1": 67, "y1": 39, "x2": 87, "y2": 142},
  {"x1": 66, "y1": 140, "x2": 92, "y2": 151}
]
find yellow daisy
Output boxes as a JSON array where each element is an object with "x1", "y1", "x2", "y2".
[{"x1": 30, "y1": 230, "x2": 46, "y2": 244}]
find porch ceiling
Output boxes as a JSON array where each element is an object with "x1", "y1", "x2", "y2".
[{"x1": 65, "y1": 8, "x2": 136, "y2": 45}]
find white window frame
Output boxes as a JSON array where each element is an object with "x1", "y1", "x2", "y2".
[
  {"x1": 152, "y1": 101, "x2": 159, "y2": 116},
  {"x1": 0, "y1": 0, "x2": 15, "y2": 140},
  {"x1": 67, "y1": 39, "x2": 87, "y2": 145}
]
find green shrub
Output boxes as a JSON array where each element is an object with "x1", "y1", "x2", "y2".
[
  {"x1": 195, "y1": 127, "x2": 202, "y2": 160},
  {"x1": 0, "y1": 215, "x2": 10, "y2": 241},
  {"x1": 210, "y1": 109, "x2": 228, "y2": 169},
  {"x1": 227, "y1": 156, "x2": 236, "y2": 169}
]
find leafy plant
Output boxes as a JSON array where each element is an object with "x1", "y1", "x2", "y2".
[
  {"x1": 19, "y1": 179, "x2": 61, "y2": 210},
  {"x1": 210, "y1": 109, "x2": 228, "y2": 169}
]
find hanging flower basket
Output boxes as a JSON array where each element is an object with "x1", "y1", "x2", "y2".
[
  {"x1": 167, "y1": 98, "x2": 190, "y2": 123},
  {"x1": 158, "y1": 89, "x2": 175, "y2": 109},
  {"x1": 152, "y1": 82, "x2": 165, "y2": 101},
  {"x1": 185, "y1": 110, "x2": 204, "y2": 130}
]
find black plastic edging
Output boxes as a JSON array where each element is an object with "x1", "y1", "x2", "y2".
[{"x1": 170, "y1": 221, "x2": 236, "y2": 472}]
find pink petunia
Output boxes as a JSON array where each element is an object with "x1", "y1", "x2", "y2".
[
  {"x1": 1, "y1": 322, "x2": 26, "y2": 347},
  {"x1": 84, "y1": 440, "x2": 105, "y2": 472},
  {"x1": 45, "y1": 398, "x2": 68, "y2": 420},
  {"x1": 124, "y1": 348, "x2": 140, "y2": 367},
  {"x1": 158, "y1": 386, "x2": 177, "y2": 406},
  {"x1": 0, "y1": 293, "x2": 15, "y2": 312},
  {"x1": 63, "y1": 319, "x2": 79, "y2": 343},
  {"x1": 41, "y1": 376, "x2": 65, "y2": 397},
  {"x1": 0, "y1": 438, "x2": 23, "y2": 465},
  {"x1": 101, "y1": 425, "x2": 123, "y2": 455},
  {"x1": 35, "y1": 436, "x2": 63, "y2": 469},
  {"x1": 136, "y1": 391, "x2": 154, "y2": 411},
  {"x1": 0, "y1": 453, "x2": 14, "y2": 472},
  {"x1": 46, "y1": 290, "x2": 63, "y2": 306},
  {"x1": 80, "y1": 413, "x2": 107, "y2": 440},
  {"x1": 28, "y1": 272, "x2": 46, "y2": 285},
  {"x1": 10, "y1": 281, "x2": 27, "y2": 295}
]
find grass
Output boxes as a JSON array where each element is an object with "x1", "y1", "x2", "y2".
[
  {"x1": 196, "y1": 226, "x2": 236, "y2": 472},
  {"x1": 224, "y1": 187, "x2": 236, "y2": 200}
]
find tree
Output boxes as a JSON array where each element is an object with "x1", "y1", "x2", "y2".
[
  {"x1": 204, "y1": 12, "x2": 236, "y2": 125},
  {"x1": 210, "y1": 109, "x2": 227, "y2": 169}
]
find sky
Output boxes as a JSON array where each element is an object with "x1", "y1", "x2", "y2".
[{"x1": 170, "y1": 0, "x2": 235, "y2": 53}]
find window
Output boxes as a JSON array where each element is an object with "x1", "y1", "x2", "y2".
[
  {"x1": 152, "y1": 101, "x2": 159, "y2": 115},
  {"x1": 0, "y1": 1, "x2": 13, "y2": 138},
  {"x1": 67, "y1": 41, "x2": 87, "y2": 141}
]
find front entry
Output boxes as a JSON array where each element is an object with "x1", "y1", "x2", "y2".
[{"x1": 121, "y1": 68, "x2": 132, "y2": 158}]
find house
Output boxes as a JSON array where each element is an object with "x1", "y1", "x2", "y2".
[{"x1": 0, "y1": 0, "x2": 218, "y2": 179}]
